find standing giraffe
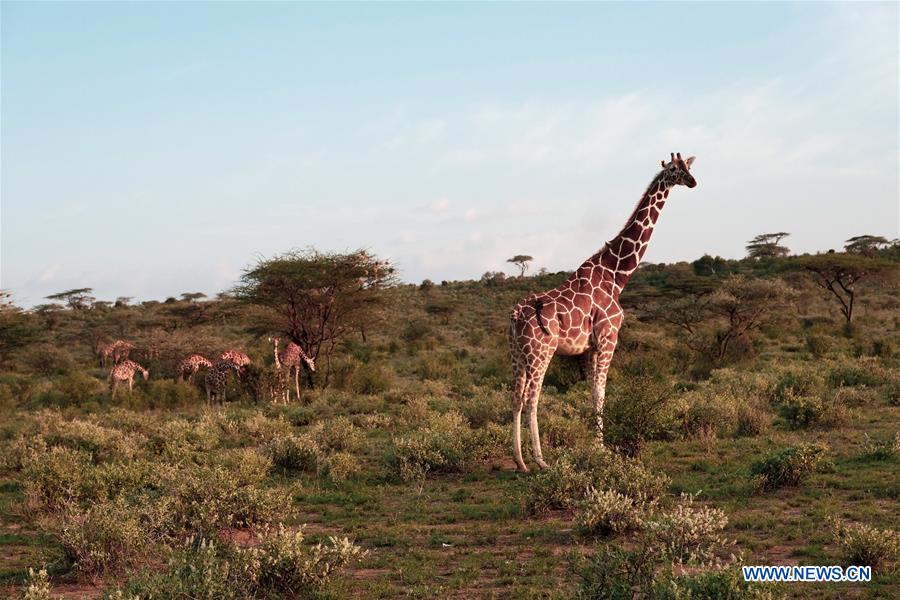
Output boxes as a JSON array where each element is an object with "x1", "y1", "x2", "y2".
[
  {"x1": 268, "y1": 337, "x2": 316, "y2": 403},
  {"x1": 205, "y1": 360, "x2": 242, "y2": 406},
  {"x1": 108, "y1": 359, "x2": 149, "y2": 400},
  {"x1": 508, "y1": 153, "x2": 697, "y2": 471},
  {"x1": 176, "y1": 354, "x2": 214, "y2": 384}
]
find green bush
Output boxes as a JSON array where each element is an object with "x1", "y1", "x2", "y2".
[
  {"x1": 322, "y1": 451, "x2": 361, "y2": 484},
  {"x1": 750, "y1": 443, "x2": 828, "y2": 490},
  {"x1": 121, "y1": 528, "x2": 365, "y2": 598},
  {"x1": 352, "y1": 362, "x2": 395, "y2": 395},
  {"x1": 778, "y1": 395, "x2": 848, "y2": 429},
  {"x1": 317, "y1": 416, "x2": 364, "y2": 452},
  {"x1": 524, "y1": 446, "x2": 669, "y2": 515},
  {"x1": 656, "y1": 567, "x2": 785, "y2": 599},
  {"x1": 644, "y1": 494, "x2": 730, "y2": 565},
  {"x1": 805, "y1": 333, "x2": 832, "y2": 358},
  {"x1": 734, "y1": 404, "x2": 771, "y2": 437},
  {"x1": 862, "y1": 433, "x2": 900, "y2": 461},
  {"x1": 577, "y1": 487, "x2": 646, "y2": 535},
  {"x1": 389, "y1": 411, "x2": 497, "y2": 482},
  {"x1": 60, "y1": 499, "x2": 148, "y2": 578},
  {"x1": 22, "y1": 446, "x2": 93, "y2": 510},
  {"x1": 606, "y1": 374, "x2": 678, "y2": 457},
  {"x1": 831, "y1": 519, "x2": 900, "y2": 573},
  {"x1": 771, "y1": 370, "x2": 823, "y2": 404},
  {"x1": 265, "y1": 433, "x2": 322, "y2": 472},
  {"x1": 827, "y1": 362, "x2": 884, "y2": 388}
]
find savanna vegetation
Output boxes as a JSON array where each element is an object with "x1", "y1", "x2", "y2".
[{"x1": 1, "y1": 239, "x2": 898, "y2": 599}]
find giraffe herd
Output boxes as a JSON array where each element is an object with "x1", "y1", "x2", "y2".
[{"x1": 98, "y1": 337, "x2": 315, "y2": 405}]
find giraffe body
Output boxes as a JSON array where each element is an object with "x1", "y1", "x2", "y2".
[
  {"x1": 509, "y1": 153, "x2": 697, "y2": 471},
  {"x1": 176, "y1": 354, "x2": 214, "y2": 383},
  {"x1": 205, "y1": 360, "x2": 241, "y2": 405},
  {"x1": 219, "y1": 349, "x2": 252, "y2": 367},
  {"x1": 269, "y1": 337, "x2": 315, "y2": 403},
  {"x1": 100, "y1": 340, "x2": 135, "y2": 367},
  {"x1": 108, "y1": 359, "x2": 149, "y2": 400}
]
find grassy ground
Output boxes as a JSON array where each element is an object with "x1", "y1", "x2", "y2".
[{"x1": 1, "y1": 263, "x2": 898, "y2": 598}]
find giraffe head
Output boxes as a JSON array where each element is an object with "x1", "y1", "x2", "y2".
[
  {"x1": 303, "y1": 353, "x2": 316, "y2": 373},
  {"x1": 659, "y1": 152, "x2": 697, "y2": 188}
]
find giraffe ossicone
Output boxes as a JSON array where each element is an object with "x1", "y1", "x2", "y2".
[{"x1": 508, "y1": 152, "x2": 697, "y2": 472}]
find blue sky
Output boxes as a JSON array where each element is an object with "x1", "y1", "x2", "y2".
[{"x1": 2, "y1": 2, "x2": 898, "y2": 306}]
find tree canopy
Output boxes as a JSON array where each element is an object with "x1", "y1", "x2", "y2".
[
  {"x1": 794, "y1": 253, "x2": 896, "y2": 322},
  {"x1": 746, "y1": 232, "x2": 790, "y2": 260},
  {"x1": 234, "y1": 248, "x2": 396, "y2": 383},
  {"x1": 507, "y1": 255, "x2": 533, "y2": 277}
]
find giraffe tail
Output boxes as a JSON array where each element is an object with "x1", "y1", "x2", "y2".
[{"x1": 534, "y1": 300, "x2": 551, "y2": 336}]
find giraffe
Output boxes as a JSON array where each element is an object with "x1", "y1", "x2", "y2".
[
  {"x1": 99, "y1": 340, "x2": 135, "y2": 367},
  {"x1": 108, "y1": 359, "x2": 149, "y2": 400},
  {"x1": 219, "y1": 348, "x2": 251, "y2": 368},
  {"x1": 205, "y1": 360, "x2": 242, "y2": 406},
  {"x1": 268, "y1": 337, "x2": 316, "y2": 403},
  {"x1": 176, "y1": 354, "x2": 214, "y2": 384},
  {"x1": 508, "y1": 152, "x2": 697, "y2": 472}
]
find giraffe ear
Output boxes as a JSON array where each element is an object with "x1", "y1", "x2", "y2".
[{"x1": 684, "y1": 156, "x2": 695, "y2": 168}]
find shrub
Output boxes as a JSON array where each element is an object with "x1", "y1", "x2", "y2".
[
  {"x1": 606, "y1": 374, "x2": 678, "y2": 457},
  {"x1": 734, "y1": 404, "x2": 771, "y2": 437},
  {"x1": 861, "y1": 433, "x2": 900, "y2": 461},
  {"x1": 21, "y1": 568, "x2": 51, "y2": 600},
  {"x1": 644, "y1": 494, "x2": 730, "y2": 565},
  {"x1": 23, "y1": 446, "x2": 93, "y2": 510},
  {"x1": 805, "y1": 333, "x2": 832, "y2": 358},
  {"x1": 656, "y1": 567, "x2": 786, "y2": 599},
  {"x1": 42, "y1": 417, "x2": 140, "y2": 462},
  {"x1": 777, "y1": 395, "x2": 848, "y2": 429},
  {"x1": 389, "y1": 411, "x2": 494, "y2": 482},
  {"x1": 352, "y1": 362, "x2": 395, "y2": 395},
  {"x1": 771, "y1": 370, "x2": 823, "y2": 404},
  {"x1": 323, "y1": 452, "x2": 361, "y2": 484},
  {"x1": 750, "y1": 443, "x2": 828, "y2": 490},
  {"x1": 827, "y1": 362, "x2": 884, "y2": 388},
  {"x1": 265, "y1": 433, "x2": 322, "y2": 472},
  {"x1": 524, "y1": 446, "x2": 669, "y2": 515},
  {"x1": 831, "y1": 519, "x2": 900, "y2": 573},
  {"x1": 250, "y1": 525, "x2": 367, "y2": 594},
  {"x1": 577, "y1": 487, "x2": 645, "y2": 535},
  {"x1": 60, "y1": 499, "x2": 147, "y2": 579},
  {"x1": 318, "y1": 416, "x2": 364, "y2": 452},
  {"x1": 53, "y1": 372, "x2": 105, "y2": 405}
]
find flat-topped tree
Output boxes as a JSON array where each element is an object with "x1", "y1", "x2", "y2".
[
  {"x1": 844, "y1": 235, "x2": 891, "y2": 257},
  {"x1": 45, "y1": 288, "x2": 95, "y2": 311},
  {"x1": 234, "y1": 248, "x2": 396, "y2": 386},
  {"x1": 507, "y1": 255, "x2": 533, "y2": 277},
  {"x1": 746, "y1": 232, "x2": 790, "y2": 260},
  {"x1": 796, "y1": 253, "x2": 896, "y2": 323}
]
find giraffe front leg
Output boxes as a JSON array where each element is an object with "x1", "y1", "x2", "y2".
[
  {"x1": 592, "y1": 340, "x2": 615, "y2": 445},
  {"x1": 128, "y1": 377, "x2": 134, "y2": 393},
  {"x1": 513, "y1": 396, "x2": 527, "y2": 472}
]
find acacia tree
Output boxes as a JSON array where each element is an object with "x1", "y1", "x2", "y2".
[
  {"x1": 45, "y1": 288, "x2": 95, "y2": 310},
  {"x1": 746, "y1": 232, "x2": 790, "y2": 260},
  {"x1": 234, "y1": 249, "x2": 396, "y2": 386},
  {"x1": 507, "y1": 255, "x2": 533, "y2": 277},
  {"x1": 797, "y1": 254, "x2": 895, "y2": 322},
  {"x1": 656, "y1": 276, "x2": 794, "y2": 366},
  {"x1": 844, "y1": 235, "x2": 890, "y2": 257}
]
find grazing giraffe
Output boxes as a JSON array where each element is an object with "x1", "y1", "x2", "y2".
[
  {"x1": 219, "y1": 348, "x2": 251, "y2": 368},
  {"x1": 269, "y1": 337, "x2": 316, "y2": 403},
  {"x1": 508, "y1": 153, "x2": 697, "y2": 471},
  {"x1": 108, "y1": 359, "x2": 149, "y2": 400},
  {"x1": 176, "y1": 354, "x2": 214, "y2": 384},
  {"x1": 205, "y1": 360, "x2": 242, "y2": 406}
]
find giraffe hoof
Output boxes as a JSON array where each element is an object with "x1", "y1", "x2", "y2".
[
  {"x1": 536, "y1": 459, "x2": 550, "y2": 470},
  {"x1": 515, "y1": 463, "x2": 529, "y2": 473}
]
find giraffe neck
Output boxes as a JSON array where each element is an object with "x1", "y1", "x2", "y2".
[{"x1": 595, "y1": 171, "x2": 670, "y2": 293}]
